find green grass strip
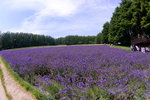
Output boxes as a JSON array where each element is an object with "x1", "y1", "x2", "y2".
[
  {"x1": 0, "y1": 56, "x2": 52, "y2": 100},
  {"x1": 107, "y1": 44, "x2": 131, "y2": 50},
  {"x1": 0, "y1": 68, "x2": 12, "y2": 100}
]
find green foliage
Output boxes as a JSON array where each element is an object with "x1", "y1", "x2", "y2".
[
  {"x1": 83, "y1": 86, "x2": 109, "y2": 100},
  {"x1": 108, "y1": 45, "x2": 131, "y2": 50},
  {"x1": 64, "y1": 35, "x2": 96, "y2": 45},
  {"x1": 96, "y1": 33, "x2": 101, "y2": 44},
  {"x1": 42, "y1": 82, "x2": 62, "y2": 99},
  {"x1": 96, "y1": 0, "x2": 150, "y2": 46},
  {"x1": 55, "y1": 37, "x2": 66, "y2": 45},
  {"x1": 108, "y1": 0, "x2": 132, "y2": 46},
  {"x1": 0, "y1": 34, "x2": 2, "y2": 50},
  {"x1": 0, "y1": 32, "x2": 97, "y2": 49},
  {"x1": 0, "y1": 32, "x2": 55, "y2": 50},
  {"x1": 101, "y1": 22, "x2": 109, "y2": 44},
  {"x1": 96, "y1": 22, "x2": 110, "y2": 44},
  {"x1": 131, "y1": 0, "x2": 150, "y2": 36}
]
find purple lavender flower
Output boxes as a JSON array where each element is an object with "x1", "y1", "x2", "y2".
[{"x1": 0, "y1": 45, "x2": 150, "y2": 99}]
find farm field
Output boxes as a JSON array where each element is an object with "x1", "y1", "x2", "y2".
[{"x1": 0, "y1": 45, "x2": 150, "y2": 100}]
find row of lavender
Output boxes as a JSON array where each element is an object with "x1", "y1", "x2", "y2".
[{"x1": 0, "y1": 45, "x2": 150, "y2": 99}]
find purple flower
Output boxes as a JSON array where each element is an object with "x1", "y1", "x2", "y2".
[{"x1": 0, "y1": 45, "x2": 149, "y2": 99}]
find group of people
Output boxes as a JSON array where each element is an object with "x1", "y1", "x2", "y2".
[{"x1": 131, "y1": 45, "x2": 150, "y2": 53}]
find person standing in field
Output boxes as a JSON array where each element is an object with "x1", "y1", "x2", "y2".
[
  {"x1": 141, "y1": 47, "x2": 146, "y2": 53},
  {"x1": 131, "y1": 45, "x2": 134, "y2": 51},
  {"x1": 135, "y1": 45, "x2": 140, "y2": 51}
]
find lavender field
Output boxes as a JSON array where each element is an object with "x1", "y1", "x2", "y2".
[{"x1": 0, "y1": 45, "x2": 150, "y2": 100}]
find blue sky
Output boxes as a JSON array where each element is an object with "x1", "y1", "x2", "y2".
[{"x1": 0, "y1": 0, "x2": 121, "y2": 38}]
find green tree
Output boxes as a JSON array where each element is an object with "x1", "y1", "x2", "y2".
[
  {"x1": 1, "y1": 32, "x2": 55, "y2": 49},
  {"x1": 100, "y1": 22, "x2": 110, "y2": 44},
  {"x1": 108, "y1": 0, "x2": 132, "y2": 46},
  {"x1": 0, "y1": 33, "x2": 2, "y2": 50},
  {"x1": 131, "y1": 0, "x2": 150, "y2": 37},
  {"x1": 96, "y1": 33, "x2": 102, "y2": 44},
  {"x1": 55, "y1": 37, "x2": 66, "y2": 45},
  {"x1": 63, "y1": 35, "x2": 96, "y2": 45}
]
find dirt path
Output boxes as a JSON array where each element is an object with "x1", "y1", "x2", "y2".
[
  {"x1": 0, "y1": 60, "x2": 36, "y2": 100},
  {"x1": 0, "y1": 79, "x2": 8, "y2": 100}
]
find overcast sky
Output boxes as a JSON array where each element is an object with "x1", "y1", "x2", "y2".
[{"x1": 0, "y1": 0, "x2": 121, "y2": 38}]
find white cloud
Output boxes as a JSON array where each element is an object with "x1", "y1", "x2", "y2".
[
  {"x1": 4, "y1": 0, "x2": 121, "y2": 37},
  {"x1": 5, "y1": 0, "x2": 43, "y2": 11},
  {"x1": 7, "y1": 0, "x2": 84, "y2": 16},
  {"x1": 8, "y1": 0, "x2": 85, "y2": 33}
]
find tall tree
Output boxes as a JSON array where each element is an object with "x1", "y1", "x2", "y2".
[
  {"x1": 0, "y1": 33, "x2": 2, "y2": 50},
  {"x1": 96, "y1": 33, "x2": 101, "y2": 44},
  {"x1": 108, "y1": 0, "x2": 132, "y2": 45},
  {"x1": 131, "y1": 0, "x2": 150, "y2": 37},
  {"x1": 101, "y1": 22, "x2": 110, "y2": 44}
]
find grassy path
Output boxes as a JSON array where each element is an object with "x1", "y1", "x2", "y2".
[{"x1": 0, "y1": 60, "x2": 36, "y2": 100}]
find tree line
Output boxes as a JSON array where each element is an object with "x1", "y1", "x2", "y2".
[
  {"x1": 0, "y1": 32, "x2": 55, "y2": 50},
  {"x1": 96, "y1": 0, "x2": 150, "y2": 46},
  {"x1": 0, "y1": 32, "x2": 96, "y2": 50},
  {"x1": 56, "y1": 35, "x2": 96, "y2": 45}
]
